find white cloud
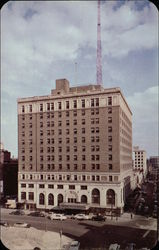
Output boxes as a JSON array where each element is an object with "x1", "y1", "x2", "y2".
[{"x1": 127, "y1": 86, "x2": 158, "y2": 156}]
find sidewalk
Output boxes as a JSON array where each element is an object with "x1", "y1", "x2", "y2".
[{"x1": 104, "y1": 212, "x2": 157, "y2": 231}]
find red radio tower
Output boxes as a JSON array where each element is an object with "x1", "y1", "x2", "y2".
[{"x1": 96, "y1": 0, "x2": 103, "y2": 85}]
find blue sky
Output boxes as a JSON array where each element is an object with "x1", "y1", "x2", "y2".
[{"x1": 1, "y1": 0, "x2": 158, "y2": 157}]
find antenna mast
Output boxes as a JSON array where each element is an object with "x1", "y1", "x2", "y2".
[{"x1": 96, "y1": 0, "x2": 103, "y2": 85}]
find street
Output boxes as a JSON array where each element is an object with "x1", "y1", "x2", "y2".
[{"x1": 1, "y1": 210, "x2": 157, "y2": 249}]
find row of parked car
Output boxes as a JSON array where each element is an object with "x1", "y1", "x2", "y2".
[{"x1": 9, "y1": 210, "x2": 107, "y2": 221}]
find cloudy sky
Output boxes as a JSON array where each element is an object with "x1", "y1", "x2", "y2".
[{"x1": 1, "y1": 0, "x2": 158, "y2": 158}]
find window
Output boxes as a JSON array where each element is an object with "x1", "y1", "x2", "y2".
[
  {"x1": 47, "y1": 113, "x2": 50, "y2": 119},
  {"x1": 66, "y1": 129, "x2": 70, "y2": 135},
  {"x1": 58, "y1": 129, "x2": 62, "y2": 135},
  {"x1": 73, "y1": 111, "x2": 77, "y2": 116},
  {"x1": 69, "y1": 185, "x2": 75, "y2": 190},
  {"x1": 74, "y1": 128, "x2": 77, "y2": 134},
  {"x1": 82, "y1": 164, "x2": 86, "y2": 170},
  {"x1": 82, "y1": 128, "x2": 85, "y2": 134},
  {"x1": 29, "y1": 115, "x2": 32, "y2": 120},
  {"x1": 40, "y1": 130, "x2": 43, "y2": 136},
  {"x1": 74, "y1": 137, "x2": 77, "y2": 143},
  {"x1": 108, "y1": 107, "x2": 112, "y2": 114},
  {"x1": 96, "y1": 127, "x2": 99, "y2": 133},
  {"x1": 81, "y1": 99, "x2": 85, "y2": 108},
  {"x1": 108, "y1": 136, "x2": 112, "y2": 142},
  {"x1": 74, "y1": 164, "x2": 78, "y2": 170},
  {"x1": 81, "y1": 110, "x2": 85, "y2": 116},
  {"x1": 109, "y1": 164, "x2": 113, "y2": 170},
  {"x1": 82, "y1": 175, "x2": 86, "y2": 181},
  {"x1": 57, "y1": 185, "x2": 63, "y2": 189},
  {"x1": 73, "y1": 100, "x2": 77, "y2": 108},
  {"x1": 58, "y1": 138, "x2": 62, "y2": 144},
  {"x1": 47, "y1": 103, "x2": 50, "y2": 111},
  {"x1": 96, "y1": 155, "x2": 100, "y2": 161},
  {"x1": 91, "y1": 109, "x2": 95, "y2": 115},
  {"x1": 22, "y1": 105, "x2": 25, "y2": 113},
  {"x1": 28, "y1": 192, "x2": 34, "y2": 200},
  {"x1": 91, "y1": 146, "x2": 95, "y2": 152},
  {"x1": 91, "y1": 136, "x2": 95, "y2": 142},
  {"x1": 91, "y1": 155, "x2": 95, "y2": 161},
  {"x1": 66, "y1": 155, "x2": 70, "y2": 161},
  {"x1": 30, "y1": 156, "x2": 32, "y2": 161},
  {"x1": 40, "y1": 164, "x2": 43, "y2": 170},
  {"x1": 66, "y1": 111, "x2": 69, "y2": 117},
  {"x1": 59, "y1": 155, "x2": 62, "y2": 161},
  {"x1": 96, "y1": 108, "x2": 99, "y2": 114},
  {"x1": 58, "y1": 102, "x2": 62, "y2": 110},
  {"x1": 73, "y1": 119, "x2": 77, "y2": 125},
  {"x1": 29, "y1": 139, "x2": 32, "y2": 145},
  {"x1": 96, "y1": 145, "x2": 100, "y2": 151},
  {"x1": 40, "y1": 122, "x2": 43, "y2": 128},
  {"x1": 47, "y1": 155, "x2": 50, "y2": 161},
  {"x1": 40, "y1": 114, "x2": 43, "y2": 119},
  {"x1": 51, "y1": 121, "x2": 54, "y2": 127},
  {"x1": 58, "y1": 112, "x2": 62, "y2": 118},
  {"x1": 40, "y1": 104, "x2": 43, "y2": 112},
  {"x1": 40, "y1": 139, "x2": 43, "y2": 145},
  {"x1": 96, "y1": 98, "x2": 99, "y2": 106},
  {"x1": 91, "y1": 127, "x2": 95, "y2": 133},
  {"x1": 109, "y1": 176, "x2": 113, "y2": 182},
  {"x1": 67, "y1": 164, "x2": 70, "y2": 170},
  {"x1": 108, "y1": 117, "x2": 112, "y2": 123},
  {"x1": 21, "y1": 183, "x2": 26, "y2": 188},
  {"x1": 82, "y1": 155, "x2": 86, "y2": 161},
  {"x1": 66, "y1": 101, "x2": 69, "y2": 109},
  {"x1": 39, "y1": 193, "x2": 44, "y2": 205},
  {"x1": 92, "y1": 176, "x2": 95, "y2": 181},
  {"x1": 58, "y1": 120, "x2": 62, "y2": 126},
  {"x1": 39, "y1": 184, "x2": 44, "y2": 188},
  {"x1": 108, "y1": 97, "x2": 112, "y2": 106},
  {"x1": 22, "y1": 115, "x2": 25, "y2": 120},
  {"x1": 82, "y1": 119, "x2": 85, "y2": 125},
  {"x1": 66, "y1": 146, "x2": 70, "y2": 153},
  {"x1": 91, "y1": 99, "x2": 94, "y2": 107},
  {"x1": 21, "y1": 192, "x2": 26, "y2": 200},
  {"x1": 59, "y1": 164, "x2": 62, "y2": 170},
  {"x1": 66, "y1": 138, "x2": 70, "y2": 144},
  {"x1": 108, "y1": 126, "x2": 112, "y2": 132},
  {"x1": 48, "y1": 184, "x2": 54, "y2": 189},
  {"x1": 74, "y1": 146, "x2": 77, "y2": 152},
  {"x1": 51, "y1": 103, "x2": 54, "y2": 110},
  {"x1": 74, "y1": 175, "x2": 77, "y2": 181},
  {"x1": 40, "y1": 155, "x2": 43, "y2": 161},
  {"x1": 109, "y1": 155, "x2": 112, "y2": 160},
  {"x1": 29, "y1": 105, "x2": 32, "y2": 112},
  {"x1": 74, "y1": 155, "x2": 77, "y2": 161},
  {"x1": 82, "y1": 137, "x2": 85, "y2": 143},
  {"x1": 96, "y1": 118, "x2": 99, "y2": 124},
  {"x1": 96, "y1": 136, "x2": 100, "y2": 142},
  {"x1": 96, "y1": 175, "x2": 100, "y2": 181},
  {"x1": 96, "y1": 164, "x2": 100, "y2": 170},
  {"x1": 108, "y1": 145, "x2": 112, "y2": 151},
  {"x1": 92, "y1": 164, "x2": 95, "y2": 170},
  {"x1": 81, "y1": 185, "x2": 87, "y2": 190},
  {"x1": 48, "y1": 194, "x2": 54, "y2": 205},
  {"x1": 82, "y1": 146, "x2": 85, "y2": 152},
  {"x1": 29, "y1": 123, "x2": 32, "y2": 128},
  {"x1": 66, "y1": 120, "x2": 69, "y2": 126},
  {"x1": 22, "y1": 156, "x2": 25, "y2": 161}
]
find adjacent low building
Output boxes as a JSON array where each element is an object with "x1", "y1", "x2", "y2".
[{"x1": 17, "y1": 79, "x2": 133, "y2": 214}]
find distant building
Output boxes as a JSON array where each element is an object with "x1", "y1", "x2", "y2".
[
  {"x1": 0, "y1": 145, "x2": 18, "y2": 200},
  {"x1": 133, "y1": 146, "x2": 147, "y2": 177},
  {"x1": 147, "y1": 156, "x2": 159, "y2": 175},
  {"x1": 17, "y1": 79, "x2": 133, "y2": 214}
]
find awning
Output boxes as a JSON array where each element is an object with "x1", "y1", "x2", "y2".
[{"x1": 59, "y1": 202, "x2": 90, "y2": 210}]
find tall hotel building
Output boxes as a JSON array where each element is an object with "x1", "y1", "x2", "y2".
[{"x1": 18, "y1": 79, "x2": 132, "y2": 214}]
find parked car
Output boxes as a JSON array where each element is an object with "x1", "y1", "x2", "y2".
[
  {"x1": 152, "y1": 211, "x2": 157, "y2": 218},
  {"x1": 69, "y1": 241, "x2": 80, "y2": 250},
  {"x1": 143, "y1": 206, "x2": 149, "y2": 214},
  {"x1": 28, "y1": 211, "x2": 45, "y2": 217},
  {"x1": 48, "y1": 213, "x2": 67, "y2": 220},
  {"x1": 109, "y1": 243, "x2": 120, "y2": 250},
  {"x1": 13, "y1": 222, "x2": 30, "y2": 228},
  {"x1": 0, "y1": 221, "x2": 9, "y2": 227},
  {"x1": 92, "y1": 214, "x2": 106, "y2": 221},
  {"x1": 9, "y1": 210, "x2": 25, "y2": 215},
  {"x1": 74, "y1": 214, "x2": 89, "y2": 220}
]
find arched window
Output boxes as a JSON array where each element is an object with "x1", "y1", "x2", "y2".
[
  {"x1": 81, "y1": 195, "x2": 87, "y2": 204},
  {"x1": 48, "y1": 194, "x2": 54, "y2": 205},
  {"x1": 107, "y1": 189, "x2": 115, "y2": 205},
  {"x1": 58, "y1": 194, "x2": 63, "y2": 206},
  {"x1": 92, "y1": 188, "x2": 100, "y2": 204},
  {"x1": 39, "y1": 193, "x2": 44, "y2": 205}
]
